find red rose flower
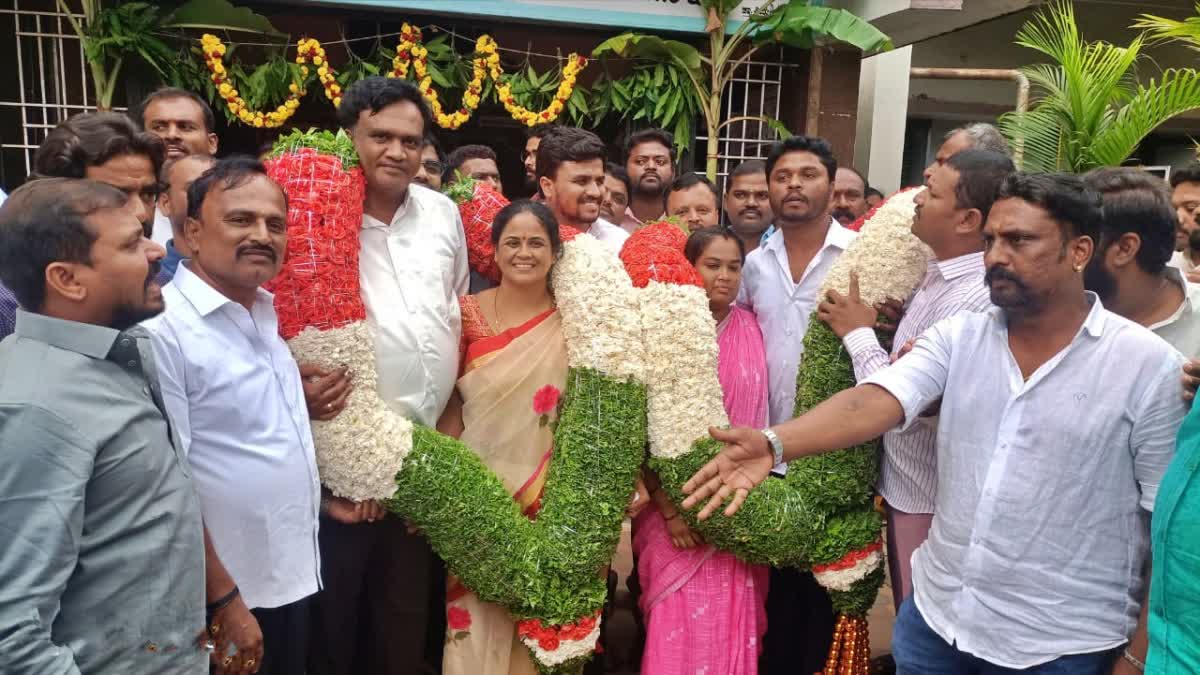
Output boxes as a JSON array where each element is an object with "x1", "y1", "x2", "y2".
[
  {"x1": 447, "y1": 606, "x2": 472, "y2": 631},
  {"x1": 537, "y1": 635, "x2": 560, "y2": 651},
  {"x1": 532, "y1": 385, "x2": 561, "y2": 416}
]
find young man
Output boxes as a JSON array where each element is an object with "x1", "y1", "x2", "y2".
[
  {"x1": 922, "y1": 122, "x2": 1009, "y2": 183},
  {"x1": 139, "y1": 87, "x2": 219, "y2": 245},
  {"x1": 817, "y1": 149, "x2": 1015, "y2": 610},
  {"x1": 724, "y1": 159, "x2": 773, "y2": 253},
  {"x1": 602, "y1": 162, "x2": 632, "y2": 228},
  {"x1": 307, "y1": 76, "x2": 467, "y2": 675},
  {"x1": 624, "y1": 128, "x2": 675, "y2": 229},
  {"x1": 414, "y1": 134, "x2": 445, "y2": 191},
  {"x1": 831, "y1": 166, "x2": 870, "y2": 228},
  {"x1": 688, "y1": 173, "x2": 1187, "y2": 675},
  {"x1": 537, "y1": 126, "x2": 629, "y2": 253},
  {"x1": 1169, "y1": 164, "x2": 1200, "y2": 282},
  {"x1": 156, "y1": 153, "x2": 216, "y2": 284},
  {"x1": 443, "y1": 144, "x2": 502, "y2": 193},
  {"x1": 1084, "y1": 167, "x2": 1200, "y2": 355},
  {"x1": 523, "y1": 124, "x2": 556, "y2": 197},
  {"x1": 0, "y1": 178, "x2": 206, "y2": 673},
  {"x1": 664, "y1": 171, "x2": 720, "y2": 232},
  {"x1": 738, "y1": 135, "x2": 851, "y2": 674},
  {"x1": 145, "y1": 157, "x2": 324, "y2": 675}
]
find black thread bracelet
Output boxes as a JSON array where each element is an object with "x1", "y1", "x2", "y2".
[{"x1": 205, "y1": 585, "x2": 240, "y2": 620}]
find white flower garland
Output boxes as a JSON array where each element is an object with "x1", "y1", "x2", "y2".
[
  {"x1": 638, "y1": 281, "x2": 728, "y2": 459},
  {"x1": 552, "y1": 234, "x2": 645, "y2": 380},
  {"x1": 812, "y1": 548, "x2": 884, "y2": 593},
  {"x1": 521, "y1": 618, "x2": 603, "y2": 667},
  {"x1": 288, "y1": 321, "x2": 414, "y2": 502},
  {"x1": 819, "y1": 188, "x2": 931, "y2": 305}
]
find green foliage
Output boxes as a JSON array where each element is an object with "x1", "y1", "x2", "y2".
[
  {"x1": 82, "y1": 2, "x2": 174, "y2": 78},
  {"x1": 587, "y1": 64, "x2": 702, "y2": 155},
  {"x1": 748, "y1": 4, "x2": 893, "y2": 52},
  {"x1": 387, "y1": 368, "x2": 646, "y2": 627},
  {"x1": 164, "y1": 0, "x2": 281, "y2": 36},
  {"x1": 269, "y1": 128, "x2": 359, "y2": 168},
  {"x1": 999, "y1": 0, "x2": 1200, "y2": 172},
  {"x1": 1134, "y1": 2, "x2": 1200, "y2": 52}
]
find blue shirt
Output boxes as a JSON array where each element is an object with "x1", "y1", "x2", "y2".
[
  {"x1": 0, "y1": 310, "x2": 206, "y2": 674},
  {"x1": 156, "y1": 239, "x2": 187, "y2": 286}
]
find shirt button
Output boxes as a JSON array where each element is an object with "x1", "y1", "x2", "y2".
[
  {"x1": 121, "y1": 338, "x2": 131, "y2": 347},
  {"x1": 786, "y1": 330, "x2": 793, "y2": 336},
  {"x1": 143, "y1": 386, "x2": 150, "y2": 396},
  {"x1": 127, "y1": 360, "x2": 137, "y2": 368},
  {"x1": 144, "y1": 642, "x2": 158, "y2": 652}
]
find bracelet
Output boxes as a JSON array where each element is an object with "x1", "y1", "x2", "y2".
[
  {"x1": 1122, "y1": 648, "x2": 1145, "y2": 672},
  {"x1": 205, "y1": 585, "x2": 240, "y2": 616}
]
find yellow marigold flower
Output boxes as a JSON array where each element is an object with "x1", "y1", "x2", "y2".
[
  {"x1": 288, "y1": 83, "x2": 299, "y2": 94},
  {"x1": 333, "y1": 96, "x2": 342, "y2": 107},
  {"x1": 318, "y1": 66, "x2": 328, "y2": 77}
]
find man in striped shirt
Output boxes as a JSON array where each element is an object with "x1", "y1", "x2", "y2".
[{"x1": 817, "y1": 149, "x2": 1014, "y2": 610}]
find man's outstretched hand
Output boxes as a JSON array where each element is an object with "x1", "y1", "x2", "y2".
[{"x1": 681, "y1": 426, "x2": 774, "y2": 520}]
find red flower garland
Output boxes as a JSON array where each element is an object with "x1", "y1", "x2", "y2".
[
  {"x1": 265, "y1": 149, "x2": 367, "y2": 339},
  {"x1": 618, "y1": 221, "x2": 704, "y2": 289},
  {"x1": 517, "y1": 610, "x2": 600, "y2": 650},
  {"x1": 811, "y1": 540, "x2": 883, "y2": 574}
]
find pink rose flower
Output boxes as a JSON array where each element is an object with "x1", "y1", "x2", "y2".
[
  {"x1": 447, "y1": 606, "x2": 472, "y2": 631},
  {"x1": 532, "y1": 385, "x2": 561, "y2": 416}
]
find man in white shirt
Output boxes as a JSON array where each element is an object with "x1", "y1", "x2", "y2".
[
  {"x1": 307, "y1": 76, "x2": 468, "y2": 675},
  {"x1": 1169, "y1": 164, "x2": 1200, "y2": 282},
  {"x1": 145, "y1": 156, "x2": 322, "y2": 675},
  {"x1": 536, "y1": 126, "x2": 629, "y2": 252},
  {"x1": 1084, "y1": 167, "x2": 1200, "y2": 356},
  {"x1": 738, "y1": 135, "x2": 850, "y2": 675},
  {"x1": 687, "y1": 172, "x2": 1187, "y2": 675},
  {"x1": 138, "y1": 87, "x2": 219, "y2": 246},
  {"x1": 817, "y1": 149, "x2": 1014, "y2": 611}
]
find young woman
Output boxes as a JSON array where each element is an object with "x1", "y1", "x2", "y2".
[
  {"x1": 437, "y1": 200, "x2": 565, "y2": 675},
  {"x1": 633, "y1": 226, "x2": 770, "y2": 674}
]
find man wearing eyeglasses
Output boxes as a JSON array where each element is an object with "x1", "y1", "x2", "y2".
[
  {"x1": 414, "y1": 134, "x2": 445, "y2": 191},
  {"x1": 624, "y1": 128, "x2": 676, "y2": 231}
]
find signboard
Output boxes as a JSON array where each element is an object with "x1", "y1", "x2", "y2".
[{"x1": 317, "y1": 0, "x2": 774, "y2": 33}]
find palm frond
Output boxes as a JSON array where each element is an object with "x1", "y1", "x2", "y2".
[
  {"x1": 999, "y1": 107, "x2": 1068, "y2": 172},
  {"x1": 1089, "y1": 68, "x2": 1200, "y2": 167},
  {"x1": 1133, "y1": 3, "x2": 1200, "y2": 52}
]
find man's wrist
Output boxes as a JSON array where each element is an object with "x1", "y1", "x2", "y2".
[{"x1": 761, "y1": 427, "x2": 784, "y2": 465}]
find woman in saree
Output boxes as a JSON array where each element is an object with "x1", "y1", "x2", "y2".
[
  {"x1": 633, "y1": 226, "x2": 770, "y2": 674},
  {"x1": 437, "y1": 200, "x2": 566, "y2": 675}
]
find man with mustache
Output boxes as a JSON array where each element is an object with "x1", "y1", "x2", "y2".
[
  {"x1": 1083, "y1": 167, "x2": 1200, "y2": 355},
  {"x1": 602, "y1": 162, "x2": 632, "y2": 227},
  {"x1": 140, "y1": 88, "x2": 219, "y2": 246},
  {"x1": 155, "y1": 153, "x2": 217, "y2": 284},
  {"x1": 724, "y1": 159, "x2": 773, "y2": 253},
  {"x1": 922, "y1": 123, "x2": 1009, "y2": 183},
  {"x1": 817, "y1": 149, "x2": 1014, "y2": 611},
  {"x1": 3, "y1": 112, "x2": 168, "y2": 341},
  {"x1": 0, "y1": 178, "x2": 206, "y2": 674},
  {"x1": 1168, "y1": 164, "x2": 1200, "y2": 283},
  {"x1": 308, "y1": 76, "x2": 467, "y2": 675},
  {"x1": 665, "y1": 172, "x2": 720, "y2": 232},
  {"x1": 523, "y1": 124, "x2": 556, "y2": 199},
  {"x1": 145, "y1": 156, "x2": 321, "y2": 675},
  {"x1": 443, "y1": 144, "x2": 502, "y2": 193},
  {"x1": 685, "y1": 173, "x2": 1187, "y2": 675},
  {"x1": 736, "y1": 135, "x2": 852, "y2": 675},
  {"x1": 414, "y1": 134, "x2": 445, "y2": 191},
  {"x1": 624, "y1": 128, "x2": 676, "y2": 230},
  {"x1": 831, "y1": 166, "x2": 870, "y2": 228},
  {"x1": 537, "y1": 126, "x2": 629, "y2": 252}
]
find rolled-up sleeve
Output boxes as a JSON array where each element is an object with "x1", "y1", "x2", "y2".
[
  {"x1": 861, "y1": 320, "x2": 952, "y2": 432},
  {"x1": 0, "y1": 405, "x2": 90, "y2": 675},
  {"x1": 1131, "y1": 353, "x2": 1189, "y2": 510}
]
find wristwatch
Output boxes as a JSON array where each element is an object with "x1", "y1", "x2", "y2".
[{"x1": 761, "y1": 427, "x2": 784, "y2": 466}]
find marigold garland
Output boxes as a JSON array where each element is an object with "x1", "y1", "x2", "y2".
[
  {"x1": 199, "y1": 23, "x2": 587, "y2": 130},
  {"x1": 201, "y1": 34, "x2": 302, "y2": 128}
]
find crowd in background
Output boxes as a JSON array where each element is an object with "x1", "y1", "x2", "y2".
[{"x1": 1, "y1": 73, "x2": 1199, "y2": 675}]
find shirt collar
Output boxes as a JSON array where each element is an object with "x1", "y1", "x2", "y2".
[
  {"x1": 1151, "y1": 266, "x2": 1196, "y2": 330},
  {"x1": 931, "y1": 251, "x2": 985, "y2": 281},
  {"x1": 173, "y1": 261, "x2": 274, "y2": 318},
  {"x1": 14, "y1": 308, "x2": 120, "y2": 359},
  {"x1": 362, "y1": 184, "x2": 427, "y2": 230},
  {"x1": 624, "y1": 205, "x2": 665, "y2": 227},
  {"x1": 989, "y1": 291, "x2": 1107, "y2": 338},
  {"x1": 763, "y1": 217, "x2": 851, "y2": 255}
]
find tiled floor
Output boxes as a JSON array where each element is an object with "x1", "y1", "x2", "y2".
[{"x1": 604, "y1": 521, "x2": 898, "y2": 673}]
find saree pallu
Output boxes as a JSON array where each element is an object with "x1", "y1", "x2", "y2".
[
  {"x1": 443, "y1": 297, "x2": 566, "y2": 675},
  {"x1": 634, "y1": 304, "x2": 770, "y2": 674}
]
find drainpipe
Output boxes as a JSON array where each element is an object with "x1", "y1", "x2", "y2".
[{"x1": 908, "y1": 67, "x2": 1030, "y2": 164}]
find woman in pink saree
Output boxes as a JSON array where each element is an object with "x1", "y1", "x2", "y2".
[{"x1": 633, "y1": 226, "x2": 770, "y2": 674}]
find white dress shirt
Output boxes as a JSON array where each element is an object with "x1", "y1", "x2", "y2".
[
  {"x1": 151, "y1": 206, "x2": 173, "y2": 246},
  {"x1": 587, "y1": 217, "x2": 631, "y2": 253},
  {"x1": 740, "y1": 221, "x2": 856, "y2": 429},
  {"x1": 1168, "y1": 249, "x2": 1200, "y2": 277},
  {"x1": 360, "y1": 183, "x2": 469, "y2": 426},
  {"x1": 1150, "y1": 266, "x2": 1200, "y2": 357},
  {"x1": 863, "y1": 295, "x2": 1187, "y2": 668},
  {"x1": 843, "y1": 251, "x2": 991, "y2": 514},
  {"x1": 145, "y1": 263, "x2": 322, "y2": 610}
]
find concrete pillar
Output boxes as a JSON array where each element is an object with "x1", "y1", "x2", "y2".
[{"x1": 854, "y1": 45, "x2": 912, "y2": 195}]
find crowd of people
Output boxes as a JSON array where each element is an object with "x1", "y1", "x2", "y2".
[{"x1": 0, "y1": 71, "x2": 1198, "y2": 675}]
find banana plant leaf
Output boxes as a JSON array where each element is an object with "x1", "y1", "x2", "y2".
[
  {"x1": 164, "y1": 0, "x2": 283, "y2": 36},
  {"x1": 749, "y1": 4, "x2": 892, "y2": 54}
]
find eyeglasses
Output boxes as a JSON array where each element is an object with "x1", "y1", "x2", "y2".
[{"x1": 422, "y1": 160, "x2": 444, "y2": 175}]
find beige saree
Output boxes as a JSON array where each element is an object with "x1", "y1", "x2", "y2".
[{"x1": 442, "y1": 295, "x2": 568, "y2": 675}]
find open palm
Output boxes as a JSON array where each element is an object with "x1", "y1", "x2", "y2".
[{"x1": 682, "y1": 426, "x2": 775, "y2": 519}]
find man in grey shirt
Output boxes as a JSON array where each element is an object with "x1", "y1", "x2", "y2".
[{"x1": 0, "y1": 178, "x2": 206, "y2": 673}]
